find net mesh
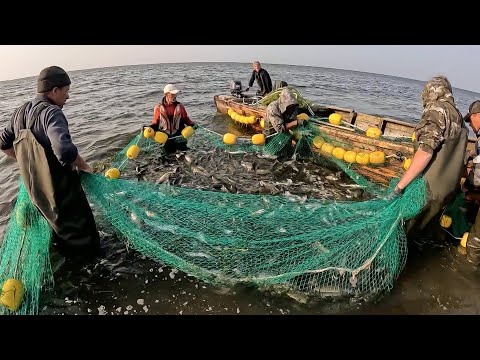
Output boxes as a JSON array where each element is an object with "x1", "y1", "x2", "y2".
[
  {"x1": 0, "y1": 114, "x2": 427, "y2": 314},
  {"x1": 0, "y1": 182, "x2": 53, "y2": 315}
]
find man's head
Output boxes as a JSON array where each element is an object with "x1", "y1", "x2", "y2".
[
  {"x1": 164, "y1": 83, "x2": 180, "y2": 103},
  {"x1": 278, "y1": 88, "x2": 299, "y2": 118},
  {"x1": 253, "y1": 61, "x2": 261, "y2": 73},
  {"x1": 37, "y1": 66, "x2": 71, "y2": 108},
  {"x1": 464, "y1": 100, "x2": 480, "y2": 130},
  {"x1": 421, "y1": 75, "x2": 453, "y2": 107}
]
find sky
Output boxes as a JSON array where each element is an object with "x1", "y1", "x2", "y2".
[{"x1": 0, "y1": 45, "x2": 479, "y2": 93}]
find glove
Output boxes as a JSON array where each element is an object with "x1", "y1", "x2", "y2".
[
  {"x1": 386, "y1": 185, "x2": 404, "y2": 200},
  {"x1": 245, "y1": 87, "x2": 250, "y2": 92},
  {"x1": 145, "y1": 123, "x2": 159, "y2": 132},
  {"x1": 192, "y1": 124, "x2": 199, "y2": 130}
]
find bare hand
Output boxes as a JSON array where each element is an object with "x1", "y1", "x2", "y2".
[{"x1": 79, "y1": 164, "x2": 93, "y2": 173}]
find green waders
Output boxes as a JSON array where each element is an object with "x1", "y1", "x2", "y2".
[{"x1": 406, "y1": 126, "x2": 468, "y2": 237}]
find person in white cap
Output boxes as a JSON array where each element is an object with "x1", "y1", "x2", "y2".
[{"x1": 150, "y1": 83, "x2": 197, "y2": 153}]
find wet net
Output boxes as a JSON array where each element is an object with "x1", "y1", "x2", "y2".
[
  {"x1": 1, "y1": 108, "x2": 427, "y2": 315},
  {"x1": 0, "y1": 182, "x2": 53, "y2": 315}
]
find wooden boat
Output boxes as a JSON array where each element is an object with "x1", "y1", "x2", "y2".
[{"x1": 214, "y1": 94, "x2": 476, "y2": 186}]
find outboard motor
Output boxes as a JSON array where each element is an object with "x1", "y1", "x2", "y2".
[{"x1": 229, "y1": 80, "x2": 244, "y2": 98}]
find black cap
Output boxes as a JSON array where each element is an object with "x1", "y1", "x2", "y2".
[
  {"x1": 37, "y1": 66, "x2": 71, "y2": 93},
  {"x1": 464, "y1": 100, "x2": 480, "y2": 123}
]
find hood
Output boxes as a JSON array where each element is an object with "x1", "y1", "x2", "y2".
[
  {"x1": 278, "y1": 88, "x2": 299, "y2": 114},
  {"x1": 421, "y1": 76, "x2": 455, "y2": 107}
]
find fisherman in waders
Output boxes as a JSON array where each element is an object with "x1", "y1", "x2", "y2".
[
  {"x1": 263, "y1": 88, "x2": 303, "y2": 136},
  {"x1": 0, "y1": 66, "x2": 101, "y2": 264},
  {"x1": 388, "y1": 76, "x2": 468, "y2": 239},
  {"x1": 459, "y1": 101, "x2": 480, "y2": 265}
]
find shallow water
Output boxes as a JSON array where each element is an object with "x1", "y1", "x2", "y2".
[{"x1": 1, "y1": 62, "x2": 480, "y2": 315}]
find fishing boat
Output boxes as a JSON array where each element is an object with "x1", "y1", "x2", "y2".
[{"x1": 214, "y1": 86, "x2": 475, "y2": 186}]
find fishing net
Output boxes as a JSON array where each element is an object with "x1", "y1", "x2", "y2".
[
  {"x1": 79, "y1": 172, "x2": 425, "y2": 300},
  {"x1": 0, "y1": 106, "x2": 427, "y2": 315},
  {"x1": 0, "y1": 181, "x2": 53, "y2": 315},
  {"x1": 441, "y1": 192, "x2": 472, "y2": 238}
]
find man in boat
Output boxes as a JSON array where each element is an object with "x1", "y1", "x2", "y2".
[
  {"x1": 150, "y1": 83, "x2": 197, "y2": 153},
  {"x1": 245, "y1": 61, "x2": 273, "y2": 97},
  {"x1": 264, "y1": 88, "x2": 304, "y2": 136},
  {"x1": 459, "y1": 100, "x2": 480, "y2": 264},
  {"x1": 389, "y1": 75, "x2": 468, "y2": 238},
  {"x1": 0, "y1": 66, "x2": 101, "y2": 262}
]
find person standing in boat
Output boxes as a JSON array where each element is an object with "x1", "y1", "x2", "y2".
[
  {"x1": 150, "y1": 83, "x2": 197, "y2": 153},
  {"x1": 459, "y1": 100, "x2": 480, "y2": 265},
  {"x1": 389, "y1": 75, "x2": 468, "y2": 238},
  {"x1": 263, "y1": 88, "x2": 303, "y2": 136},
  {"x1": 0, "y1": 66, "x2": 101, "y2": 261},
  {"x1": 245, "y1": 61, "x2": 273, "y2": 97}
]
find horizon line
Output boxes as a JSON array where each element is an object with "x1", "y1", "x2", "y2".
[{"x1": 1, "y1": 61, "x2": 479, "y2": 95}]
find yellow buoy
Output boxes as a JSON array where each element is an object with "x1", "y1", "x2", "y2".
[
  {"x1": 1, "y1": 279, "x2": 24, "y2": 312},
  {"x1": 369, "y1": 151, "x2": 385, "y2": 164},
  {"x1": 296, "y1": 113, "x2": 309, "y2": 121},
  {"x1": 223, "y1": 133, "x2": 237, "y2": 145},
  {"x1": 182, "y1": 126, "x2": 195, "y2": 139},
  {"x1": 252, "y1": 133, "x2": 266, "y2": 146},
  {"x1": 313, "y1": 136, "x2": 325, "y2": 149},
  {"x1": 247, "y1": 116, "x2": 256, "y2": 125},
  {"x1": 154, "y1": 131, "x2": 168, "y2": 144},
  {"x1": 126, "y1": 145, "x2": 141, "y2": 160},
  {"x1": 321, "y1": 143, "x2": 334, "y2": 154},
  {"x1": 143, "y1": 127, "x2": 155, "y2": 139},
  {"x1": 366, "y1": 127, "x2": 382, "y2": 138},
  {"x1": 403, "y1": 158, "x2": 412, "y2": 170},
  {"x1": 461, "y1": 232, "x2": 469, "y2": 248},
  {"x1": 411, "y1": 132, "x2": 416, "y2": 142},
  {"x1": 332, "y1": 147, "x2": 346, "y2": 160},
  {"x1": 440, "y1": 214, "x2": 452, "y2": 228},
  {"x1": 344, "y1": 151, "x2": 357, "y2": 163},
  {"x1": 328, "y1": 113, "x2": 342, "y2": 125},
  {"x1": 356, "y1": 153, "x2": 370, "y2": 165},
  {"x1": 105, "y1": 168, "x2": 120, "y2": 179},
  {"x1": 260, "y1": 118, "x2": 265, "y2": 128}
]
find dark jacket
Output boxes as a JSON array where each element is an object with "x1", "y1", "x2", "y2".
[
  {"x1": 0, "y1": 95, "x2": 78, "y2": 166},
  {"x1": 248, "y1": 68, "x2": 273, "y2": 96}
]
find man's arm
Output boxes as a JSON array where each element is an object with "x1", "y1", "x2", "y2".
[
  {"x1": 265, "y1": 105, "x2": 286, "y2": 133},
  {"x1": 395, "y1": 110, "x2": 444, "y2": 191},
  {"x1": 396, "y1": 149, "x2": 433, "y2": 190},
  {"x1": 0, "y1": 111, "x2": 17, "y2": 158},
  {"x1": 72, "y1": 153, "x2": 93, "y2": 173},
  {"x1": 248, "y1": 70, "x2": 255, "y2": 88},
  {"x1": 45, "y1": 109, "x2": 79, "y2": 166},
  {"x1": 180, "y1": 105, "x2": 195, "y2": 126},
  {"x1": 151, "y1": 105, "x2": 160, "y2": 126},
  {"x1": 285, "y1": 121, "x2": 299, "y2": 131},
  {"x1": 264, "y1": 70, "x2": 273, "y2": 93}
]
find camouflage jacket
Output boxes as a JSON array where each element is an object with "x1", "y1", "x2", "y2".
[
  {"x1": 414, "y1": 76, "x2": 465, "y2": 155},
  {"x1": 265, "y1": 88, "x2": 298, "y2": 133}
]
